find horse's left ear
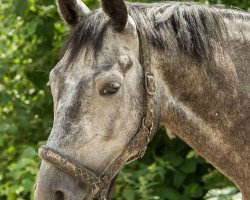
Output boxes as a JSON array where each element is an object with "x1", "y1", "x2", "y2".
[
  {"x1": 101, "y1": 0, "x2": 128, "y2": 31},
  {"x1": 57, "y1": 0, "x2": 91, "y2": 27}
]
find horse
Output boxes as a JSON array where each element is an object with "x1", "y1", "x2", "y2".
[{"x1": 34, "y1": 0, "x2": 250, "y2": 199}]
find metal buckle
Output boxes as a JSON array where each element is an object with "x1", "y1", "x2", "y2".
[{"x1": 145, "y1": 72, "x2": 156, "y2": 95}]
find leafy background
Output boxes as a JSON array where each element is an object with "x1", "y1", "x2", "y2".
[{"x1": 0, "y1": 0, "x2": 249, "y2": 199}]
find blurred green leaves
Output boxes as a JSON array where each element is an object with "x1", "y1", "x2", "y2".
[
  {"x1": 0, "y1": 146, "x2": 39, "y2": 200},
  {"x1": 0, "y1": 0, "x2": 249, "y2": 199},
  {"x1": 112, "y1": 129, "x2": 239, "y2": 200},
  {"x1": 13, "y1": 0, "x2": 28, "y2": 17},
  {"x1": 0, "y1": 0, "x2": 61, "y2": 199}
]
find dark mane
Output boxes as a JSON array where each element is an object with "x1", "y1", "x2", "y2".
[{"x1": 64, "y1": 2, "x2": 250, "y2": 62}]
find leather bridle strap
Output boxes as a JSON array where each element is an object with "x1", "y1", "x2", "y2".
[
  {"x1": 38, "y1": 28, "x2": 155, "y2": 200},
  {"x1": 38, "y1": 146, "x2": 103, "y2": 189}
]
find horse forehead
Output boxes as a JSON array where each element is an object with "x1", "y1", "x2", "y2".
[{"x1": 101, "y1": 22, "x2": 139, "y2": 54}]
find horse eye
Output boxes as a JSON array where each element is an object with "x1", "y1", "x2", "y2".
[{"x1": 100, "y1": 82, "x2": 120, "y2": 96}]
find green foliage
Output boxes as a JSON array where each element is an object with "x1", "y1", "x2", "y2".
[
  {"x1": 0, "y1": 0, "x2": 60, "y2": 198},
  {"x1": 0, "y1": 0, "x2": 248, "y2": 199},
  {"x1": 113, "y1": 128, "x2": 238, "y2": 200}
]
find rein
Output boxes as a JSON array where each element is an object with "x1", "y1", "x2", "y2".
[{"x1": 38, "y1": 30, "x2": 156, "y2": 200}]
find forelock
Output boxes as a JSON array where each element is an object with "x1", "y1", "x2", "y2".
[{"x1": 62, "y1": 9, "x2": 109, "y2": 62}]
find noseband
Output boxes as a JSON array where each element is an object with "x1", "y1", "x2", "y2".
[{"x1": 38, "y1": 30, "x2": 156, "y2": 200}]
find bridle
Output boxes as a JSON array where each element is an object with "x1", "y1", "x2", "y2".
[{"x1": 38, "y1": 29, "x2": 156, "y2": 200}]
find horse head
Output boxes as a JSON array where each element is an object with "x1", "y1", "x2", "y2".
[{"x1": 34, "y1": 0, "x2": 159, "y2": 199}]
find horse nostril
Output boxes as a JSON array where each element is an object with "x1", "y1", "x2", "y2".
[{"x1": 55, "y1": 190, "x2": 64, "y2": 200}]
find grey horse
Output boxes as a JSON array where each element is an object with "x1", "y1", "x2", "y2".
[{"x1": 35, "y1": 0, "x2": 250, "y2": 199}]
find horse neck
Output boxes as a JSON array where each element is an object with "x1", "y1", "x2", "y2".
[{"x1": 148, "y1": 20, "x2": 250, "y2": 196}]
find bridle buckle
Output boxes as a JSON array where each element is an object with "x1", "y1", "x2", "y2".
[{"x1": 145, "y1": 72, "x2": 156, "y2": 95}]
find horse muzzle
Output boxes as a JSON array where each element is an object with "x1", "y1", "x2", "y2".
[{"x1": 34, "y1": 161, "x2": 91, "y2": 200}]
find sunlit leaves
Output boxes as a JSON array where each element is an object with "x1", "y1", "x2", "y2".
[
  {"x1": 205, "y1": 187, "x2": 242, "y2": 200},
  {"x1": 0, "y1": 0, "x2": 58, "y2": 199}
]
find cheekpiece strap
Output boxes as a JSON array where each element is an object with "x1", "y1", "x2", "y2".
[{"x1": 145, "y1": 72, "x2": 156, "y2": 96}]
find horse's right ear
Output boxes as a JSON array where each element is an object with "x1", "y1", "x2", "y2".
[{"x1": 57, "y1": 0, "x2": 91, "y2": 27}]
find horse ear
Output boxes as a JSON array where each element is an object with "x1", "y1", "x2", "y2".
[
  {"x1": 101, "y1": 0, "x2": 128, "y2": 31},
  {"x1": 57, "y1": 0, "x2": 91, "y2": 27}
]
